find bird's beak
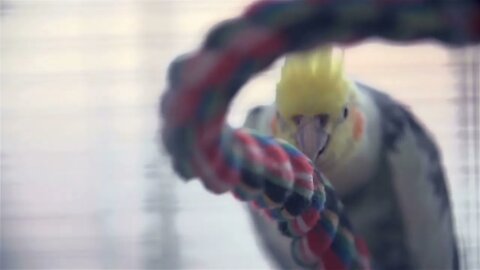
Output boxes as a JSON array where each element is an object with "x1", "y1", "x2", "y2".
[{"x1": 295, "y1": 118, "x2": 330, "y2": 163}]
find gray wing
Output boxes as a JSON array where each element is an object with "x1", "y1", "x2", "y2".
[
  {"x1": 346, "y1": 82, "x2": 459, "y2": 270},
  {"x1": 243, "y1": 104, "x2": 277, "y2": 133}
]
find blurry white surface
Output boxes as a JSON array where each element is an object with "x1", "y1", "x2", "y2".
[{"x1": 1, "y1": 0, "x2": 478, "y2": 269}]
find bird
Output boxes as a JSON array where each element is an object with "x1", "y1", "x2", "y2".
[{"x1": 243, "y1": 46, "x2": 459, "y2": 270}]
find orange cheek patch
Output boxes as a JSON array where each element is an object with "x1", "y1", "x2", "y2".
[{"x1": 353, "y1": 108, "x2": 365, "y2": 141}]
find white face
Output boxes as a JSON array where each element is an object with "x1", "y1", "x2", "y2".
[{"x1": 277, "y1": 104, "x2": 352, "y2": 170}]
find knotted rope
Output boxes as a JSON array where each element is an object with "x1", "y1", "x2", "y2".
[{"x1": 160, "y1": 0, "x2": 479, "y2": 269}]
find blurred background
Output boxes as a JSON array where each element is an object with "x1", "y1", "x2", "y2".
[{"x1": 0, "y1": 0, "x2": 479, "y2": 269}]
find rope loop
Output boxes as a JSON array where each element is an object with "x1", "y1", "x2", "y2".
[{"x1": 160, "y1": 0, "x2": 479, "y2": 268}]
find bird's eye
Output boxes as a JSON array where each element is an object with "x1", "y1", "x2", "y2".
[
  {"x1": 292, "y1": 115, "x2": 302, "y2": 125},
  {"x1": 343, "y1": 106, "x2": 349, "y2": 119}
]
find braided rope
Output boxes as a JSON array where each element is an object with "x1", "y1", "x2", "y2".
[{"x1": 160, "y1": 0, "x2": 479, "y2": 269}]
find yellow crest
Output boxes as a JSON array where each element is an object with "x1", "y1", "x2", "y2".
[{"x1": 276, "y1": 46, "x2": 352, "y2": 121}]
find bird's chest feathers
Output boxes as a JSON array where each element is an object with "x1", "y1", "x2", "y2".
[{"x1": 323, "y1": 140, "x2": 380, "y2": 196}]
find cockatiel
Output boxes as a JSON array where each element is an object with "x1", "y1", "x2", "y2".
[{"x1": 243, "y1": 47, "x2": 459, "y2": 270}]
